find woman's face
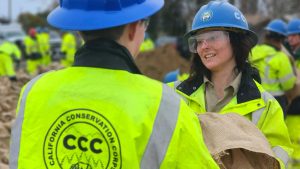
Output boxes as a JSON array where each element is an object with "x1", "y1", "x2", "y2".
[
  {"x1": 287, "y1": 34, "x2": 300, "y2": 50},
  {"x1": 195, "y1": 31, "x2": 236, "y2": 72}
]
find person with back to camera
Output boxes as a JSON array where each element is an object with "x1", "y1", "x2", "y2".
[
  {"x1": 9, "y1": 0, "x2": 220, "y2": 168},
  {"x1": 169, "y1": 1, "x2": 293, "y2": 168},
  {"x1": 250, "y1": 19, "x2": 296, "y2": 118}
]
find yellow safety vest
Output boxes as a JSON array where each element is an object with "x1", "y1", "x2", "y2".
[
  {"x1": 140, "y1": 39, "x2": 155, "y2": 52},
  {"x1": 61, "y1": 32, "x2": 76, "y2": 67},
  {"x1": 0, "y1": 41, "x2": 21, "y2": 60},
  {"x1": 10, "y1": 67, "x2": 220, "y2": 169},
  {"x1": 250, "y1": 44, "x2": 296, "y2": 96},
  {"x1": 0, "y1": 41, "x2": 21, "y2": 77}
]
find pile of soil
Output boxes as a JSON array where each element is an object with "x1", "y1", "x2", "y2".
[
  {"x1": 0, "y1": 71, "x2": 31, "y2": 168},
  {"x1": 0, "y1": 63, "x2": 63, "y2": 168},
  {"x1": 136, "y1": 44, "x2": 191, "y2": 81}
]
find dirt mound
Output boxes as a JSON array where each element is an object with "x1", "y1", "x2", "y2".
[
  {"x1": 0, "y1": 63, "x2": 63, "y2": 167},
  {"x1": 136, "y1": 44, "x2": 191, "y2": 81},
  {"x1": 0, "y1": 70, "x2": 31, "y2": 167}
]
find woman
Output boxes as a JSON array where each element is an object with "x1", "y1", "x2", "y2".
[{"x1": 171, "y1": 1, "x2": 292, "y2": 168}]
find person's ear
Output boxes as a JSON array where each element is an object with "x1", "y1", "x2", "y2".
[{"x1": 128, "y1": 21, "x2": 140, "y2": 41}]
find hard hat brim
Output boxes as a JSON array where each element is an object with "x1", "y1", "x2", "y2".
[{"x1": 47, "y1": 0, "x2": 163, "y2": 31}]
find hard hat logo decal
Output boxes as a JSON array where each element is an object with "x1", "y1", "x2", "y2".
[
  {"x1": 234, "y1": 11, "x2": 247, "y2": 24},
  {"x1": 202, "y1": 11, "x2": 213, "y2": 22},
  {"x1": 43, "y1": 109, "x2": 121, "y2": 169}
]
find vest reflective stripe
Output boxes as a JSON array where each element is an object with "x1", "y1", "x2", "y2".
[
  {"x1": 279, "y1": 73, "x2": 295, "y2": 84},
  {"x1": 251, "y1": 107, "x2": 264, "y2": 125},
  {"x1": 262, "y1": 72, "x2": 295, "y2": 85},
  {"x1": 9, "y1": 73, "x2": 45, "y2": 169},
  {"x1": 272, "y1": 146, "x2": 289, "y2": 167},
  {"x1": 140, "y1": 84, "x2": 181, "y2": 169},
  {"x1": 251, "y1": 92, "x2": 274, "y2": 124},
  {"x1": 268, "y1": 90, "x2": 284, "y2": 96},
  {"x1": 173, "y1": 80, "x2": 181, "y2": 89}
]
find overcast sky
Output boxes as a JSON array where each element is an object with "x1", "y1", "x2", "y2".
[{"x1": 0, "y1": 0, "x2": 56, "y2": 21}]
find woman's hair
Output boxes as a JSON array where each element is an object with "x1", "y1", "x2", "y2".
[{"x1": 188, "y1": 30, "x2": 260, "y2": 82}]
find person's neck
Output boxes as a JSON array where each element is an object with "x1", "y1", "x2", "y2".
[{"x1": 211, "y1": 68, "x2": 238, "y2": 99}]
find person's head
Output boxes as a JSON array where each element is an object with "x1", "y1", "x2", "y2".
[
  {"x1": 185, "y1": 1, "x2": 257, "y2": 79},
  {"x1": 47, "y1": 0, "x2": 163, "y2": 57},
  {"x1": 28, "y1": 28, "x2": 37, "y2": 38},
  {"x1": 264, "y1": 19, "x2": 287, "y2": 47},
  {"x1": 287, "y1": 19, "x2": 300, "y2": 51}
]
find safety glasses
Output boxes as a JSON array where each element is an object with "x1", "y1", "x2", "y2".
[{"x1": 188, "y1": 31, "x2": 229, "y2": 53}]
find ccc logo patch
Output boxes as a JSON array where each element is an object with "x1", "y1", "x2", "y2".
[{"x1": 43, "y1": 109, "x2": 121, "y2": 169}]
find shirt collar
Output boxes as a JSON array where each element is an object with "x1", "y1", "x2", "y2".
[{"x1": 203, "y1": 72, "x2": 242, "y2": 96}]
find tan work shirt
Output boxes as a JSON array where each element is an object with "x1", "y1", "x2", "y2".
[{"x1": 204, "y1": 72, "x2": 242, "y2": 112}]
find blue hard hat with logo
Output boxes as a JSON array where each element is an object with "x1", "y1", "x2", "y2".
[
  {"x1": 265, "y1": 19, "x2": 287, "y2": 36},
  {"x1": 185, "y1": 0, "x2": 257, "y2": 47},
  {"x1": 287, "y1": 19, "x2": 300, "y2": 35},
  {"x1": 47, "y1": 0, "x2": 164, "y2": 31}
]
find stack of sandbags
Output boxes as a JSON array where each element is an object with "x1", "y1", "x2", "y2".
[
  {"x1": 38, "y1": 62, "x2": 65, "y2": 74},
  {"x1": 0, "y1": 71, "x2": 31, "y2": 167},
  {"x1": 198, "y1": 113, "x2": 280, "y2": 169},
  {"x1": 0, "y1": 63, "x2": 64, "y2": 167}
]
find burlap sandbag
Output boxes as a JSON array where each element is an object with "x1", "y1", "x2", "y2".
[{"x1": 198, "y1": 113, "x2": 280, "y2": 169}]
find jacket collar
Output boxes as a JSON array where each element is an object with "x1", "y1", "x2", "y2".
[
  {"x1": 73, "y1": 38, "x2": 142, "y2": 74},
  {"x1": 176, "y1": 71, "x2": 261, "y2": 103}
]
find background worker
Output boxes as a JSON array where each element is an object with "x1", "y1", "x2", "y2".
[
  {"x1": 140, "y1": 32, "x2": 155, "y2": 52},
  {"x1": 170, "y1": 1, "x2": 292, "y2": 168},
  {"x1": 60, "y1": 31, "x2": 76, "y2": 67},
  {"x1": 37, "y1": 27, "x2": 51, "y2": 66},
  {"x1": 0, "y1": 40, "x2": 21, "y2": 80},
  {"x1": 9, "y1": 0, "x2": 220, "y2": 168},
  {"x1": 250, "y1": 19, "x2": 296, "y2": 117},
  {"x1": 23, "y1": 28, "x2": 43, "y2": 75},
  {"x1": 286, "y1": 18, "x2": 300, "y2": 169}
]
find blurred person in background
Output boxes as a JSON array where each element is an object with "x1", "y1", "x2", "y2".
[
  {"x1": 163, "y1": 37, "x2": 191, "y2": 83},
  {"x1": 140, "y1": 32, "x2": 155, "y2": 52},
  {"x1": 37, "y1": 27, "x2": 51, "y2": 66},
  {"x1": 285, "y1": 18, "x2": 300, "y2": 169},
  {"x1": 23, "y1": 28, "x2": 43, "y2": 75},
  {"x1": 0, "y1": 40, "x2": 21, "y2": 80},
  {"x1": 9, "y1": 0, "x2": 220, "y2": 168},
  {"x1": 169, "y1": 1, "x2": 292, "y2": 168},
  {"x1": 163, "y1": 68, "x2": 189, "y2": 83},
  {"x1": 250, "y1": 19, "x2": 296, "y2": 117},
  {"x1": 60, "y1": 31, "x2": 76, "y2": 67}
]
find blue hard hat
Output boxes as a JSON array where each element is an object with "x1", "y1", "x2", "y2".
[
  {"x1": 265, "y1": 19, "x2": 287, "y2": 36},
  {"x1": 185, "y1": 1, "x2": 257, "y2": 47},
  {"x1": 287, "y1": 19, "x2": 300, "y2": 35},
  {"x1": 163, "y1": 69, "x2": 179, "y2": 83},
  {"x1": 47, "y1": 0, "x2": 164, "y2": 31}
]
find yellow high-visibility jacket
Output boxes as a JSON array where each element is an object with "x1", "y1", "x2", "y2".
[
  {"x1": 10, "y1": 39, "x2": 220, "y2": 169},
  {"x1": 60, "y1": 32, "x2": 76, "y2": 67},
  {"x1": 250, "y1": 44, "x2": 296, "y2": 96},
  {"x1": 0, "y1": 41, "x2": 21, "y2": 77},
  {"x1": 169, "y1": 72, "x2": 293, "y2": 169}
]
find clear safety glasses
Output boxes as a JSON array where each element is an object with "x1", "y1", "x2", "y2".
[{"x1": 188, "y1": 31, "x2": 229, "y2": 53}]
